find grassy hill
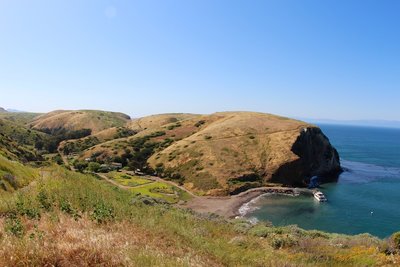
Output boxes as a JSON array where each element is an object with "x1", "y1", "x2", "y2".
[
  {"x1": 0, "y1": 112, "x2": 42, "y2": 125},
  {"x1": 29, "y1": 110, "x2": 131, "y2": 134},
  {"x1": 0, "y1": 166, "x2": 398, "y2": 266},
  {"x1": 77, "y1": 112, "x2": 341, "y2": 195},
  {"x1": 127, "y1": 113, "x2": 199, "y2": 131}
]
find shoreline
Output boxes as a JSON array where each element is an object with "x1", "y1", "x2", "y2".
[{"x1": 180, "y1": 187, "x2": 313, "y2": 219}]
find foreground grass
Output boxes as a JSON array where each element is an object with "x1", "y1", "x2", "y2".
[{"x1": 0, "y1": 166, "x2": 399, "y2": 266}]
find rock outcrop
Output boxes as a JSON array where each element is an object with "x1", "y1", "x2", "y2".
[{"x1": 270, "y1": 127, "x2": 342, "y2": 186}]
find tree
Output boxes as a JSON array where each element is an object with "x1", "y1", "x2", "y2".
[{"x1": 88, "y1": 162, "x2": 101, "y2": 173}]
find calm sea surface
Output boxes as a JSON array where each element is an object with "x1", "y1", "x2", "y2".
[{"x1": 243, "y1": 124, "x2": 400, "y2": 238}]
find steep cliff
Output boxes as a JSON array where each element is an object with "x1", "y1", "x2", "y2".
[{"x1": 270, "y1": 127, "x2": 342, "y2": 186}]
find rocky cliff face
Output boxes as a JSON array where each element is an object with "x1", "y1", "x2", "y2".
[{"x1": 270, "y1": 127, "x2": 342, "y2": 186}]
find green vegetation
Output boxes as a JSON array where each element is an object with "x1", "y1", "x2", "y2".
[
  {"x1": 61, "y1": 136, "x2": 100, "y2": 155},
  {"x1": 113, "y1": 127, "x2": 137, "y2": 139},
  {"x1": 0, "y1": 167, "x2": 397, "y2": 266},
  {"x1": 129, "y1": 182, "x2": 191, "y2": 204},
  {"x1": 105, "y1": 171, "x2": 190, "y2": 203},
  {"x1": 37, "y1": 128, "x2": 92, "y2": 153},
  {"x1": 107, "y1": 171, "x2": 152, "y2": 187},
  {"x1": 194, "y1": 120, "x2": 206, "y2": 127}
]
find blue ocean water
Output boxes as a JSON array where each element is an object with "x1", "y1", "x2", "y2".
[{"x1": 243, "y1": 124, "x2": 400, "y2": 238}]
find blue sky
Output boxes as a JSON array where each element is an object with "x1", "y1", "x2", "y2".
[{"x1": 1, "y1": 0, "x2": 399, "y2": 120}]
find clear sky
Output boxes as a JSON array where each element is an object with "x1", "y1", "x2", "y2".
[{"x1": 1, "y1": 0, "x2": 399, "y2": 120}]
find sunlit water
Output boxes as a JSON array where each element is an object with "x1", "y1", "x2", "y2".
[{"x1": 243, "y1": 124, "x2": 400, "y2": 238}]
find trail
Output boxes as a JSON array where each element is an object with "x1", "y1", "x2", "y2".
[{"x1": 58, "y1": 148, "x2": 76, "y2": 171}]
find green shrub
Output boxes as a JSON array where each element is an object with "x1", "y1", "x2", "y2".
[
  {"x1": 392, "y1": 232, "x2": 400, "y2": 249},
  {"x1": 37, "y1": 189, "x2": 52, "y2": 211},
  {"x1": 4, "y1": 216, "x2": 24, "y2": 237},
  {"x1": 88, "y1": 162, "x2": 101, "y2": 172},
  {"x1": 249, "y1": 225, "x2": 271, "y2": 238},
  {"x1": 194, "y1": 120, "x2": 206, "y2": 127},
  {"x1": 91, "y1": 202, "x2": 115, "y2": 224},
  {"x1": 16, "y1": 196, "x2": 41, "y2": 219},
  {"x1": 270, "y1": 235, "x2": 298, "y2": 250}
]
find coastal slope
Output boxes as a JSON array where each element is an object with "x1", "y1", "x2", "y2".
[
  {"x1": 148, "y1": 112, "x2": 341, "y2": 195},
  {"x1": 73, "y1": 111, "x2": 341, "y2": 195}
]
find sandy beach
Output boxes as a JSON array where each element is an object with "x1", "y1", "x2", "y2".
[{"x1": 180, "y1": 187, "x2": 313, "y2": 218}]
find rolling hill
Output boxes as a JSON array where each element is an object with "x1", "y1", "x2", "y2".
[{"x1": 29, "y1": 110, "x2": 131, "y2": 134}]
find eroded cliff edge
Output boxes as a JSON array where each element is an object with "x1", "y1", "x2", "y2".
[{"x1": 270, "y1": 127, "x2": 342, "y2": 187}]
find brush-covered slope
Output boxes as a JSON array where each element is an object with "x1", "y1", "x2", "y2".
[
  {"x1": 0, "y1": 155, "x2": 39, "y2": 192},
  {"x1": 0, "y1": 118, "x2": 48, "y2": 161},
  {"x1": 29, "y1": 110, "x2": 131, "y2": 134},
  {"x1": 0, "y1": 112, "x2": 41, "y2": 125},
  {"x1": 59, "y1": 127, "x2": 137, "y2": 155},
  {"x1": 79, "y1": 112, "x2": 341, "y2": 195}
]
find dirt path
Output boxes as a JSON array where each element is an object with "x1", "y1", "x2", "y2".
[{"x1": 58, "y1": 149, "x2": 75, "y2": 171}]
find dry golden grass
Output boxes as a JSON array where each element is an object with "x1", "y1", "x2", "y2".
[
  {"x1": 127, "y1": 113, "x2": 199, "y2": 132},
  {"x1": 29, "y1": 110, "x2": 130, "y2": 133},
  {"x1": 0, "y1": 214, "x2": 220, "y2": 267}
]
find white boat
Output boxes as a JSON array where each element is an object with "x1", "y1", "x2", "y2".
[{"x1": 314, "y1": 191, "x2": 327, "y2": 202}]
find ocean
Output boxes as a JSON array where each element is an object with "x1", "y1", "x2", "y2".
[{"x1": 242, "y1": 124, "x2": 400, "y2": 238}]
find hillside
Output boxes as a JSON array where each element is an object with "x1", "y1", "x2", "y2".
[
  {"x1": 0, "y1": 112, "x2": 41, "y2": 125},
  {"x1": 59, "y1": 127, "x2": 137, "y2": 155},
  {"x1": 29, "y1": 110, "x2": 131, "y2": 134},
  {"x1": 0, "y1": 107, "x2": 7, "y2": 113},
  {"x1": 0, "y1": 118, "x2": 48, "y2": 162},
  {"x1": 0, "y1": 155, "x2": 39, "y2": 192},
  {"x1": 0, "y1": 166, "x2": 398, "y2": 266},
  {"x1": 76, "y1": 112, "x2": 341, "y2": 195},
  {"x1": 127, "y1": 113, "x2": 199, "y2": 131}
]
